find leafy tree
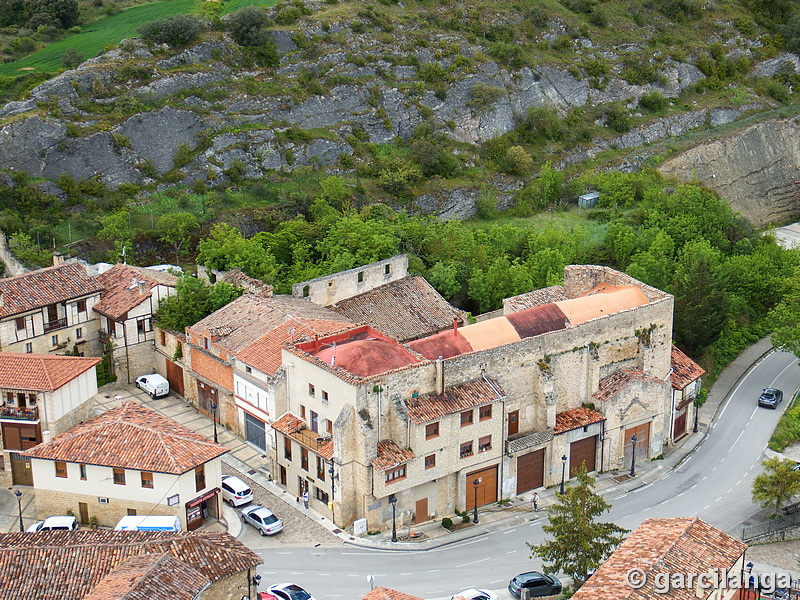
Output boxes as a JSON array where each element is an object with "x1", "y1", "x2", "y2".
[
  {"x1": 137, "y1": 14, "x2": 203, "y2": 47},
  {"x1": 157, "y1": 211, "x2": 199, "y2": 262},
  {"x1": 468, "y1": 257, "x2": 532, "y2": 313},
  {"x1": 97, "y1": 210, "x2": 133, "y2": 264},
  {"x1": 207, "y1": 281, "x2": 242, "y2": 313},
  {"x1": 229, "y1": 6, "x2": 270, "y2": 46},
  {"x1": 60, "y1": 48, "x2": 83, "y2": 69},
  {"x1": 770, "y1": 265, "x2": 800, "y2": 359},
  {"x1": 751, "y1": 457, "x2": 800, "y2": 517},
  {"x1": 28, "y1": 0, "x2": 78, "y2": 29},
  {"x1": 529, "y1": 466, "x2": 627, "y2": 587},
  {"x1": 155, "y1": 276, "x2": 242, "y2": 332},
  {"x1": 672, "y1": 240, "x2": 730, "y2": 353},
  {"x1": 8, "y1": 232, "x2": 49, "y2": 267},
  {"x1": 603, "y1": 221, "x2": 637, "y2": 268},
  {"x1": 197, "y1": 223, "x2": 278, "y2": 283},
  {"x1": 427, "y1": 261, "x2": 461, "y2": 299},
  {"x1": 318, "y1": 214, "x2": 400, "y2": 272}
]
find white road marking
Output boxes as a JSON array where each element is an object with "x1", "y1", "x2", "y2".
[
  {"x1": 318, "y1": 573, "x2": 331, "y2": 576},
  {"x1": 457, "y1": 557, "x2": 492, "y2": 567},
  {"x1": 506, "y1": 550, "x2": 517, "y2": 555},
  {"x1": 622, "y1": 514, "x2": 631, "y2": 519},
  {"x1": 736, "y1": 479, "x2": 742, "y2": 486},
  {"x1": 704, "y1": 504, "x2": 711, "y2": 510},
  {"x1": 716, "y1": 497, "x2": 723, "y2": 502},
  {"x1": 428, "y1": 569, "x2": 440, "y2": 573},
  {"x1": 701, "y1": 476, "x2": 707, "y2": 481},
  {"x1": 503, "y1": 529, "x2": 517, "y2": 534},
  {"x1": 401, "y1": 573, "x2": 412, "y2": 576},
  {"x1": 712, "y1": 466, "x2": 717, "y2": 472}
]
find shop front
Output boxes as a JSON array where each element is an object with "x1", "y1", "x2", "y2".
[{"x1": 185, "y1": 487, "x2": 221, "y2": 531}]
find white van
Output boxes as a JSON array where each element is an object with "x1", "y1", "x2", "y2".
[
  {"x1": 114, "y1": 515, "x2": 181, "y2": 532},
  {"x1": 27, "y1": 515, "x2": 79, "y2": 532},
  {"x1": 134, "y1": 373, "x2": 170, "y2": 399}
]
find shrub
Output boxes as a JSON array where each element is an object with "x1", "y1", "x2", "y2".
[
  {"x1": 173, "y1": 144, "x2": 193, "y2": 168},
  {"x1": 137, "y1": 14, "x2": 202, "y2": 47},
  {"x1": 60, "y1": 47, "x2": 83, "y2": 69},
  {"x1": 417, "y1": 61, "x2": 447, "y2": 82},
  {"x1": 111, "y1": 132, "x2": 133, "y2": 152},
  {"x1": 467, "y1": 82, "x2": 505, "y2": 111},
  {"x1": 28, "y1": 0, "x2": 79, "y2": 29},
  {"x1": 441, "y1": 517, "x2": 453, "y2": 529},
  {"x1": 506, "y1": 145, "x2": 533, "y2": 176},
  {"x1": 639, "y1": 91, "x2": 668, "y2": 112},
  {"x1": 602, "y1": 103, "x2": 631, "y2": 133},
  {"x1": 228, "y1": 6, "x2": 270, "y2": 46}
]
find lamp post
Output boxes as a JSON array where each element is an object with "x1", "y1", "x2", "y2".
[
  {"x1": 560, "y1": 454, "x2": 567, "y2": 494},
  {"x1": 246, "y1": 572, "x2": 261, "y2": 600},
  {"x1": 14, "y1": 490, "x2": 22, "y2": 532},
  {"x1": 630, "y1": 435, "x2": 637, "y2": 477},
  {"x1": 472, "y1": 478, "x2": 481, "y2": 524},
  {"x1": 211, "y1": 402, "x2": 218, "y2": 444},
  {"x1": 389, "y1": 494, "x2": 397, "y2": 542}
]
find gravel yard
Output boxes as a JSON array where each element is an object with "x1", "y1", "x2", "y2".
[
  {"x1": 745, "y1": 539, "x2": 800, "y2": 573},
  {"x1": 222, "y1": 463, "x2": 342, "y2": 547}
]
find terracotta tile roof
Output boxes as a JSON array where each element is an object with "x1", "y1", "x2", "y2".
[
  {"x1": 332, "y1": 276, "x2": 468, "y2": 342},
  {"x1": 82, "y1": 553, "x2": 207, "y2": 600},
  {"x1": 554, "y1": 406, "x2": 606, "y2": 434},
  {"x1": 271, "y1": 412, "x2": 333, "y2": 460},
  {"x1": 593, "y1": 369, "x2": 666, "y2": 402},
  {"x1": 363, "y1": 587, "x2": 425, "y2": 600},
  {"x1": 219, "y1": 269, "x2": 274, "y2": 296},
  {"x1": 0, "y1": 263, "x2": 102, "y2": 318},
  {"x1": 94, "y1": 264, "x2": 178, "y2": 321},
  {"x1": 555, "y1": 285, "x2": 650, "y2": 326},
  {"x1": 370, "y1": 440, "x2": 415, "y2": 471},
  {"x1": 669, "y1": 346, "x2": 706, "y2": 390},
  {"x1": 0, "y1": 353, "x2": 100, "y2": 391},
  {"x1": 505, "y1": 303, "x2": 568, "y2": 338},
  {"x1": 504, "y1": 285, "x2": 568, "y2": 312},
  {"x1": 188, "y1": 294, "x2": 350, "y2": 355},
  {"x1": 572, "y1": 517, "x2": 746, "y2": 600},
  {"x1": 0, "y1": 530, "x2": 261, "y2": 600},
  {"x1": 407, "y1": 377, "x2": 506, "y2": 424},
  {"x1": 237, "y1": 318, "x2": 354, "y2": 376},
  {"x1": 23, "y1": 401, "x2": 227, "y2": 473}
]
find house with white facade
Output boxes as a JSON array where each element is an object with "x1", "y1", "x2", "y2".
[
  {"x1": 93, "y1": 264, "x2": 178, "y2": 384},
  {"x1": 0, "y1": 352, "x2": 100, "y2": 487},
  {"x1": 24, "y1": 401, "x2": 227, "y2": 529},
  {"x1": 0, "y1": 260, "x2": 103, "y2": 356},
  {"x1": 668, "y1": 345, "x2": 706, "y2": 441}
]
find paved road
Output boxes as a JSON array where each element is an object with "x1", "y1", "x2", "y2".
[{"x1": 250, "y1": 349, "x2": 800, "y2": 600}]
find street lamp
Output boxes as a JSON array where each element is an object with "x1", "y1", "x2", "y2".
[
  {"x1": 472, "y1": 478, "x2": 481, "y2": 524},
  {"x1": 14, "y1": 490, "x2": 22, "y2": 532},
  {"x1": 389, "y1": 494, "x2": 397, "y2": 542},
  {"x1": 246, "y1": 573, "x2": 261, "y2": 600},
  {"x1": 560, "y1": 454, "x2": 567, "y2": 494},
  {"x1": 630, "y1": 435, "x2": 638, "y2": 477},
  {"x1": 211, "y1": 402, "x2": 218, "y2": 444}
]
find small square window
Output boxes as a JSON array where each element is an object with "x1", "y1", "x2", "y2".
[
  {"x1": 459, "y1": 441, "x2": 473, "y2": 459},
  {"x1": 76, "y1": 328, "x2": 83, "y2": 340},
  {"x1": 51, "y1": 335, "x2": 58, "y2": 346},
  {"x1": 77, "y1": 299, "x2": 87, "y2": 313},
  {"x1": 15, "y1": 317, "x2": 25, "y2": 331},
  {"x1": 308, "y1": 384, "x2": 315, "y2": 397},
  {"x1": 425, "y1": 422, "x2": 439, "y2": 439},
  {"x1": 79, "y1": 464, "x2": 87, "y2": 481},
  {"x1": 24, "y1": 343, "x2": 32, "y2": 353},
  {"x1": 460, "y1": 410, "x2": 473, "y2": 427},
  {"x1": 478, "y1": 435, "x2": 492, "y2": 452},
  {"x1": 479, "y1": 405, "x2": 492, "y2": 421},
  {"x1": 322, "y1": 390, "x2": 329, "y2": 403},
  {"x1": 141, "y1": 471, "x2": 154, "y2": 488},
  {"x1": 424, "y1": 454, "x2": 436, "y2": 469},
  {"x1": 326, "y1": 419, "x2": 332, "y2": 435},
  {"x1": 55, "y1": 461, "x2": 67, "y2": 478},
  {"x1": 113, "y1": 468, "x2": 126, "y2": 485},
  {"x1": 384, "y1": 264, "x2": 391, "y2": 275},
  {"x1": 300, "y1": 405, "x2": 306, "y2": 418},
  {"x1": 357, "y1": 271, "x2": 364, "y2": 282},
  {"x1": 385, "y1": 465, "x2": 406, "y2": 483},
  {"x1": 245, "y1": 366, "x2": 252, "y2": 374},
  {"x1": 301, "y1": 447, "x2": 309, "y2": 471},
  {"x1": 204, "y1": 337, "x2": 210, "y2": 350}
]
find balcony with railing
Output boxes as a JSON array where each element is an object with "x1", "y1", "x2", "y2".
[
  {"x1": 43, "y1": 317, "x2": 67, "y2": 333},
  {"x1": 0, "y1": 405, "x2": 39, "y2": 421}
]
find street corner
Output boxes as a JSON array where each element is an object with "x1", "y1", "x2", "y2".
[{"x1": 222, "y1": 501, "x2": 243, "y2": 537}]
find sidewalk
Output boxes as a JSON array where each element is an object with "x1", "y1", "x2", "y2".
[{"x1": 97, "y1": 336, "x2": 775, "y2": 550}]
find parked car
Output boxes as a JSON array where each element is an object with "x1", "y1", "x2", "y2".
[
  {"x1": 266, "y1": 583, "x2": 316, "y2": 600},
  {"x1": 134, "y1": 373, "x2": 170, "y2": 399},
  {"x1": 508, "y1": 571, "x2": 562, "y2": 598},
  {"x1": 257, "y1": 594, "x2": 279, "y2": 600},
  {"x1": 451, "y1": 588, "x2": 499, "y2": 600},
  {"x1": 241, "y1": 505, "x2": 284, "y2": 536},
  {"x1": 221, "y1": 475, "x2": 254, "y2": 506},
  {"x1": 758, "y1": 387, "x2": 783, "y2": 409},
  {"x1": 26, "y1": 515, "x2": 79, "y2": 532}
]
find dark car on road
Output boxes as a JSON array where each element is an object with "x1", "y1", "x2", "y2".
[
  {"x1": 758, "y1": 388, "x2": 783, "y2": 409},
  {"x1": 508, "y1": 571, "x2": 562, "y2": 598}
]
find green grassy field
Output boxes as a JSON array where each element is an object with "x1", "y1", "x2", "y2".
[{"x1": 0, "y1": 0, "x2": 276, "y2": 77}]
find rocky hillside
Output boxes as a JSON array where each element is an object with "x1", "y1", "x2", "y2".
[{"x1": 0, "y1": 0, "x2": 799, "y2": 224}]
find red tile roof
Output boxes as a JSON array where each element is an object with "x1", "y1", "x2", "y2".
[
  {"x1": 406, "y1": 328, "x2": 473, "y2": 360},
  {"x1": 554, "y1": 406, "x2": 606, "y2": 434},
  {"x1": 669, "y1": 346, "x2": 706, "y2": 390},
  {"x1": 406, "y1": 377, "x2": 505, "y2": 424},
  {"x1": 0, "y1": 530, "x2": 261, "y2": 600},
  {"x1": 332, "y1": 276, "x2": 467, "y2": 342},
  {"x1": 237, "y1": 318, "x2": 353, "y2": 376},
  {"x1": 94, "y1": 264, "x2": 178, "y2": 321},
  {"x1": 271, "y1": 412, "x2": 333, "y2": 460},
  {"x1": 363, "y1": 587, "x2": 425, "y2": 600},
  {"x1": 505, "y1": 303, "x2": 568, "y2": 338},
  {"x1": 82, "y1": 553, "x2": 207, "y2": 600},
  {"x1": 371, "y1": 440, "x2": 415, "y2": 471},
  {"x1": 24, "y1": 401, "x2": 227, "y2": 473},
  {"x1": 572, "y1": 517, "x2": 746, "y2": 600},
  {"x1": 593, "y1": 369, "x2": 666, "y2": 402},
  {"x1": 0, "y1": 353, "x2": 100, "y2": 391},
  {"x1": 0, "y1": 263, "x2": 102, "y2": 318}
]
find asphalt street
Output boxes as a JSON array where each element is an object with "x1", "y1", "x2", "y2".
[{"x1": 253, "y1": 349, "x2": 800, "y2": 600}]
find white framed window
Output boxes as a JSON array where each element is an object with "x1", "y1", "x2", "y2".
[
  {"x1": 76, "y1": 328, "x2": 83, "y2": 340},
  {"x1": 24, "y1": 343, "x2": 32, "y2": 353},
  {"x1": 51, "y1": 335, "x2": 58, "y2": 346}
]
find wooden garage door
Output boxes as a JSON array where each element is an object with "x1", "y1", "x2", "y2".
[
  {"x1": 569, "y1": 435, "x2": 597, "y2": 477},
  {"x1": 624, "y1": 422, "x2": 650, "y2": 466},
  {"x1": 465, "y1": 465, "x2": 498, "y2": 511},
  {"x1": 516, "y1": 448, "x2": 545, "y2": 494},
  {"x1": 165, "y1": 360, "x2": 184, "y2": 397}
]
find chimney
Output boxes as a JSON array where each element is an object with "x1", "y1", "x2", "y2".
[
  {"x1": 453, "y1": 317, "x2": 458, "y2": 336},
  {"x1": 435, "y1": 356, "x2": 444, "y2": 395},
  {"x1": 136, "y1": 280, "x2": 146, "y2": 294},
  {"x1": 52, "y1": 252, "x2": 64, "y2": 266}
]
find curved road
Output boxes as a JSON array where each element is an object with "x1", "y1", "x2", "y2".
[{"x1": 254, "y1": 350, "x2": 800, "y2": 599}]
